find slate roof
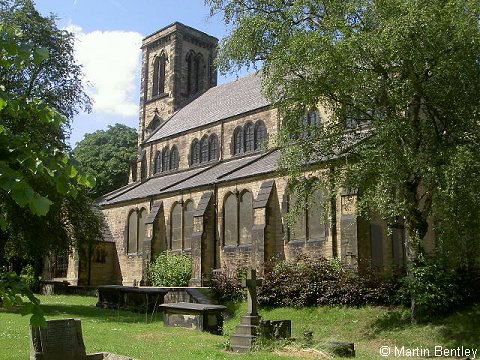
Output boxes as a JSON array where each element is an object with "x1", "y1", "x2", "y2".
[
  {"x1": 98, "y1": 152, "x2": 278, "y2": 206},
  {"x1": 145, "y1": 73, "x2": 270, "y2": 143}
]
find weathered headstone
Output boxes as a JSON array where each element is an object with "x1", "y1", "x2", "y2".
[
  {"x1": 29, "y1": 318, "x2": 136, "y2": 360},
  {"x1": 30, "y1": 318, "x2": 87, "y2": 360}
]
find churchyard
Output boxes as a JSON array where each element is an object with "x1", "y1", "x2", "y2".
[{"x1": 0, "y1": 293, "x2": 478, "y2": 359}]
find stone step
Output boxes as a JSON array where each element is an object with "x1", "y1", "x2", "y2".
[
  {"x1": 240, "y1": 315, "x2": 261, "y2": 326},
  {"x1": 230, "y1": 334, "x2": 257, "y2": 348},
  {"x1": 230, "y1": 344, "x2": 252, "y2": 354},
  {"x1": 235, "y1": 324, "x2": 259, "y2": 336}
]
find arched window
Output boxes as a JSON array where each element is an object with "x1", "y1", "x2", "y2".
[
  {"x1": 138, "y1": 208, "x2": 147, "y2": 248},
  {"x1": 126, "y1": 207, "x2": 147, "y2": 254},
  {"x1": 288, "y1": 185, "x2": 327, "y2": 242},
  {"x1": 183, "y1": 200, "x2": 195, "y2": 249},
  {"x1": 208, "y1": 134, "x2": 219, "y2": 161},
  {"x1": 194, "y1": 54, "x2": 203, "y2": 94},
  {"x1": 200, "y1": 135, "x2": 209, "y2": 163},
  {"x1": 186, "y1": 51, "x2": 194, "y2": 96},
  {"x1": 239, "y1": 191, "x2": 253, "y2": 244},
  {"x1": 254, "y1": 121, "x2": 267, "y2": 150},
  {"x1": 244, "y1": 122, "x2": 254, "y2": 152},
  {"x1": 223, "y1": 193, "x2": 238, "y2": 246},
  {"x1": 308, "y1": 187, "x2": 326, "y2": 240},
  {"x1": 170, "y1": 146, "x2": 179, "y2": 170},
  {"x1": 140, "y1": 150, "x2": 147, "y2": 180},
  {"x1": 153, "y1": 151, "x2": 162, "y2": 174},
  {"x1": 152, "y1": 52, "x2": 166, "y2": 97},
  {"x1": 190, "y1": 139, "x2": 200, "y2": 165},
  {"x1": 127, "y1": 210, "x2": 138, "y2": 254},
  {"x1": 233, "y1": 126, "x2": 243, "y2": 155},
  {"x1": 171, "y1": 202, "x2": 183, "y2": 250},
  {"x1": 162, "y1": 147, "x2": 170, "y2": 172}
]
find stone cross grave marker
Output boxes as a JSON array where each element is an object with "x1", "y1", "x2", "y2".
[{"x1": 242, "y1": 269, "x2": 260, "y2": 316}]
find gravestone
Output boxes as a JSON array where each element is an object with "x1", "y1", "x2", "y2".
[
  {"x1": 29, "y1": 318, "x2": 135, "y2": 360},
  {"x1": 230, "y1": 269, "x2": 263, "y2": 353},
  {"x1": 159, "y1": 302, "x2": 226, "y2": 334}
]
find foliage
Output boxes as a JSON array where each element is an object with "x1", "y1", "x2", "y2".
[
  {"x1": 0, "y1": 0, "x2": 91, "y2": 125},
  {"x1": 73, "y1": 124, "x2": 138, "y2": 198},
  {"x1": 19, "y1": 264, "x2": 39, "y2": 292},
  {"x1": 258, "y1": 257, "x2": 400, "y2": 308},
  {"x1": 209, "y1": 266, "x2": 246, "y2": 303},
  {"x1": 398, "y1": 256, "x2": 480, "y2": 320},
  {"x1": 209, "y1": 0, "x2": 480, "y2": 320},
  {"x1": 147, "y1": 251, "x2": 192, "y2": 287},
  {"x1": 0, "y1": 272, "x2": 45, "y2": 326},
  {"x1": 0, "y1": 18, "x2": 100, "y2": 324}
]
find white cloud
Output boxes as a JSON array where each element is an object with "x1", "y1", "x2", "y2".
[{"x1": 66, "y1": 25, "x2": 143, "y2": 117}]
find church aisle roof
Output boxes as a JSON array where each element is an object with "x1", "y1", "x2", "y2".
[
  {"x1": 219, "y1": 150, "x2": 280, "y2": 182},
  {"x1": 145, "y1": 73, "x2": 270, "y2": 143},
  {"x1": 98, "y1": 151, "x2": 281, "y2": 207}
]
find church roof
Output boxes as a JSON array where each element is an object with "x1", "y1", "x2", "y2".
[
  {"x1": 97, "y1": 151, "x2": 279, "y2": 207},
  {"x1": 145, "y1": 73, "x2": 270, "y2": 143}
]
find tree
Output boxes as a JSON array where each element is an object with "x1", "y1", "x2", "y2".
[
  {"x1": 0, "y1": 0, "x2": 101, "y2": 273},
  {"x1": 0, "y1": 25, "x2": 99, "y2": 325},
  {"x1": 209, "y1": 0, "x2": 480, "y2": 320},
  {"x1": 73, "y1": 124, "x2": 138, "y2": 198},
  {"x1": 0, "y1": 0, "x2": 91, "y2": 133}
]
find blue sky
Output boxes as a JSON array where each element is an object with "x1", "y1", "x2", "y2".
[{"x1": 33, "y1": 0, "x2": 246, "y2": 147}]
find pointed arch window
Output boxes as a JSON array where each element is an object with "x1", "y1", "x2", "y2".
[
  {"x1": 184, "y1": 200, "x2": 195, "y2": 250},
  {"x1": 152, "y1": 52, "x2": 166, "y2": 97},
  {"x1": 254, "y1": 121, "x2": 267, "y2": 150},
  {"x1": 126, "y1": 207, "x2": 147, "y2": 254},
  {"x1": 170, "y1": 146, "x2": 179, "y2": 170},
  {"x1": 209, "y1": 134, "x2": 219, "y2": 161},
  {"x1": 223, "y1": 193, "x2": 238, "y2": 246},
  {"x1": 171, "y1": 202, "x2": 183, "y2": 251},
  {"x1": 153, "y1": 151, "x2": 162, "y2": 174},
  {"x1": 200, "y1": 135, "x2": 209, "y2": 163},
  {"x1": 244, "y1": 122, "x2": 254, "y2": 152},
  {"x1": 191, "y1": 139, "x2": 200, "y2": 165},
  {"x1": 186, "y1": 51, "x2": 194, "y2": 96},
  {"x1": 162, "y1": 147, "x2": 170, "y2": 172},
  {"x1": 140, "y1": 150, "x2": 147, "y2": 180},
  {"x1": 288, "y1": 185, "x2": 327, "y2": 242},
  {"x1": 233, "y1": 126, "x2": 243, "y2": 155},
  {"x1": 239, "y1": 191, "x2": 253, "y2": 245},
  {"x1": 194, "y1": 54, "x2": 203, "y2": 94}
]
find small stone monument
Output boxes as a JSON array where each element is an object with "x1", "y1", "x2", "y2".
[
  {"x1": 30, "y1": 318, "x2": 135, "y2": 360},
  {"x1": 230, "y1": 269, "x2": 263, "y2": 353}
]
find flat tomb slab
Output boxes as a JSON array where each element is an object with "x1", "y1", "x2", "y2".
[
  {"x1": 159, "y1": 302, "x2": 226, "y2": 335},
  {"x1": 96, "y1": 286, "x2": 167, "y2": 312}
]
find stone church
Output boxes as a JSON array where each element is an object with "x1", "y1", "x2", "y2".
[{"x1": 45, "y1": 22, "x2": 407, "y2": 287}]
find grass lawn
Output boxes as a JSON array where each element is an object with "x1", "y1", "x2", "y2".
[{"x1": 0, "y1": 295, "x2": 478, "y2": 359}]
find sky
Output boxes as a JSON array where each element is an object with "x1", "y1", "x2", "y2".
[{"x1": 33, "y1": 0, "x2": 246, "y2": 147}]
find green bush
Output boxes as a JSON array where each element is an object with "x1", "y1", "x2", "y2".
[
  {"x1": 147, "y1": 251, "x2": 192, "y2": 287},
  {"x1": 401, "y1": 257, "x2": 464, "y2": 319},
  {"x1": 209, "y1": 267, "x2": 246, "y2": 302},
  {"x1": 20, "y1": 264, "x2": 40, "y2": 293},
  {"x1": 258, "y1": 256, "x2": 401, "y2": 307}
]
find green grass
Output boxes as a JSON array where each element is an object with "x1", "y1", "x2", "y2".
[{"x1": 0, "y1": 295, "x2": 478, "y2": 359}]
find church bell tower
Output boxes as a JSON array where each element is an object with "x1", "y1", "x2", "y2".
[{"x1": 138, "y1": 22, "x2": 218, "y2": 144}]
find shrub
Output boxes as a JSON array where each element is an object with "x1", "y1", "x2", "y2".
[
  {"x1": 147, "y1": 251, "x2": 191, "y2": 286},
  {"x1": 209, "y1": 267, "x2": 246, "y2": 302},
  {"x1": 402, "y1": 257, "x2": 465, "y2": 319},
  {"x1": 20, "y1": 264, "x2": 40, "y2": 293},
  {"x1": 258, "y1": 256, "x2": 400, "y2": 308}
]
